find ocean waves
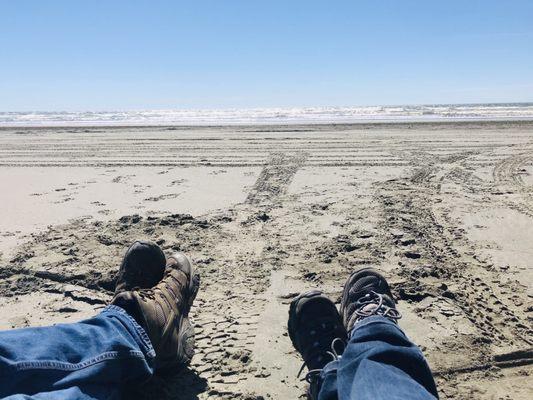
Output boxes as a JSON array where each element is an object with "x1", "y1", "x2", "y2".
[{"x1": 1, "y1": 103, "x2": 533, "y2": 126}]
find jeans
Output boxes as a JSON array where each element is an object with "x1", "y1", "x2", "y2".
[
  {"x1": 0, "y1": 305, "x2": 154, "y2": 400},
  {"x1": 0, "y1": 309, "x2": 438, "y2": 399},
  {"x1": 317, "y1": 316, "x2": 439, "y2": 400}
]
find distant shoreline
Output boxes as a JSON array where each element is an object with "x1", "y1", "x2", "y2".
[
  {"x1": 2, "y1": 103, "x2": 533, "y2": 128},
  {"x1": 2, "y1": 118, "x2": 533, "y2": 130}
]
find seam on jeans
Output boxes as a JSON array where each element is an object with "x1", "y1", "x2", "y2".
[
  {"x1": 15, "y1": 350, "x2": 146, "y2": 371},
  {"x1": 103, "y1": 305, "x2": 156, "y2": 358}
]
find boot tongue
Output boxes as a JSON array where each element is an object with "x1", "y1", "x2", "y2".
[
  {"x1": 351, "y1": 292, "x2": 398, "y2": 325},
  {"x1": 360, "y1": 303, "x2": 380, "y2": 314}
]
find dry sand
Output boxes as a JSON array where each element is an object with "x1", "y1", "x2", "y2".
[{"x1": 0, "y1": 122, "x2": 532, "y2": 399}]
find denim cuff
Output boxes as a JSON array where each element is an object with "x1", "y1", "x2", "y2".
[
  {"x1": 321, "y1": 357, "x2": 340, "y2": 376},
  {"x1": 349, "y1": 315, "x2": 406, "y2": 339},
  {"x1": 101, "y1": 305, "x2": 156, "y2": 360}
]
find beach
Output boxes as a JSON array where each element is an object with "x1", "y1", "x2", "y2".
[{"x1": 0, "y1": 121, "x2": 532, "y2": 399}]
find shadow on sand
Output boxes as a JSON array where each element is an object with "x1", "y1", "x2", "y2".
[{"x1": 124, "y1": 367, "x2": 208, "y2": 400}]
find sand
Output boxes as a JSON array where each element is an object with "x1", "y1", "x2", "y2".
[{"x1": 0, "y1": 122, "x2": 532, "y2": 399}]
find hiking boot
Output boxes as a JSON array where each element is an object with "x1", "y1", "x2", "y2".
[
  {"x1": 114, "y1": 241, "x2": 166, "y2": 294},
  {"x1": 288, "y1": 290, "x2": 347, "y2": 398},
  {"x1": 111, "y1": 252, "x2": 200, "y2": 371},
  {"x1": 340, "y1": 268, "x2": 401, "y2": 333}
]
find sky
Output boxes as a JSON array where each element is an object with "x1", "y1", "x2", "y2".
[{"x1": 0, "y1": 1, "x2": 532, "y2": 111}]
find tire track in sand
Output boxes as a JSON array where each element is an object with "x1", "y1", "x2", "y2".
[
  {"x1": 0, "y1": 152, "x2": 309, "y2": 400},
  {"x1": 373, "y1": 155, "x2": 533, "y2": 398}
]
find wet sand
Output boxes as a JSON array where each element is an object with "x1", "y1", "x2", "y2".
[{"x1": 0, "y1": 122, "x2": 532, "y2": 399}]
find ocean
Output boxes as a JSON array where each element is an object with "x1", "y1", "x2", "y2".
[{"x1": 1, "y1": 103, "x2": 532, "y2": 127}]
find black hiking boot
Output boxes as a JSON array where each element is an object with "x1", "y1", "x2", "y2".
[
  {"x1": 288, "y1": 290, "x2": 347, "y2": 399},
  {"x1": 340, "y1": 268, "x2": 401, "y2": 333},
  {"x1": 111, "y1": 252, "x2": 200, "y2": 371},
  {"x1": 114, "y1": 241, "x2": 166, "y2": 294}
]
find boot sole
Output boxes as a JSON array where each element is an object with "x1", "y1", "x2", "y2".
[
  {"x1": 182, "y1": 253, "x2": 200, "y2": 312},
  {"x1": 178, "y1": 316, "x2": 196, "y2": 366},
  {"x1": 173, "y1": 254, "x2": 200, "y2": 370}
]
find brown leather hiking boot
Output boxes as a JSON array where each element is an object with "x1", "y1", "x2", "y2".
[
  {"x1": 114, "y1": 241, "x2": 166, "y2": 294},
  {"x1": 111, "y1": 252, "x2": 200, "y2": 371}
]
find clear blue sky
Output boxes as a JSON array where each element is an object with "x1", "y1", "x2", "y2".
[{"x1": 1, "y1": 1, "x2": 532, "y2": 111}]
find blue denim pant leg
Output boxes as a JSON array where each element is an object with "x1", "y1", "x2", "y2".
[
  {"x1": 317, "y1": 316, "x2": 438, "y2": 400},
  {"x1": 0, "y1": 305, "x2": 155, "y2": 400},
  {"x1": 316, "y1": 358, "x2": 340, "y2": 400}
]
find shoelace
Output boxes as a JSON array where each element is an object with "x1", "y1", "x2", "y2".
[
  {"x1": 133, "y1": 269, "x2": 186, "y2": 301},
  {"x1": 297, "y1": 337, "x2": 346, "y2": 383},
  {"x1": 353, "y1": 291, "x2": 402, "y2": 322},
  {"x1": 136, "y1": 289, "x2": 156, "y2": 301}
]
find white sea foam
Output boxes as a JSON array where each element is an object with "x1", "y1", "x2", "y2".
[{"x1": 1, "y1": 103, "x2": 532, "y2": 126}]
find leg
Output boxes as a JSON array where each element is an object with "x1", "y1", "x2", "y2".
[
  {"x1": 334, "y1": 268, "x2": 438, "y2": 399},
  {"x1": 4, "y1": 386, "x2": 115, "y2": 400},
  {"x1": 288, "y1": 268, "x2": 438, "y2": 400},
  {"x1": 333, "y1": 316, "x2": 437, "y2": 400},
  {"x1": 0, "y1": 241, "x2": 200, "y2": 398},
  {"x1": 0, "y1": 305, "x2": 154, "y2": 399}
]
